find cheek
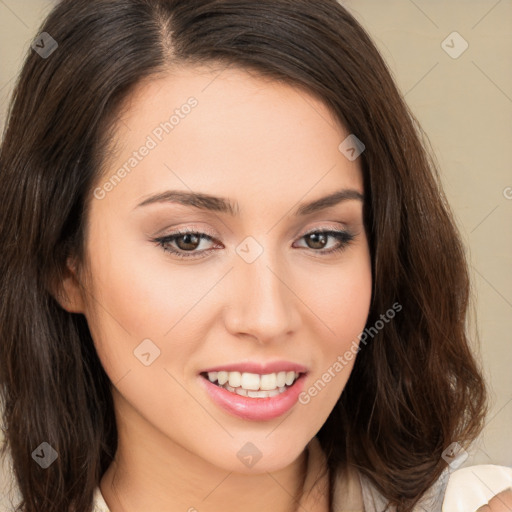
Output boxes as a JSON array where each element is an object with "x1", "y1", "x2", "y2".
[
  {"x1": 81, "y1": 252, "x2": 200, "y2": 412},
  {"x1": 304, "y1": 250, "x2": 372, "y2": 348},
  {"x1": 296, "y1": 254, "x2": 371, "y2": 419},
  {"x1": 83, "y1": 221, "x2": 197, "y2": 340},
  {"x1": 80, "y1": 223, "x2": 180, "y2": 380}
]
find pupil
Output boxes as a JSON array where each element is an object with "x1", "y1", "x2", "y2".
[
  {"x1": 308, "y1": 233, "x2": 326, "y2": 249},
  {"x1": 178, "y1": 234, "x2": 199, "y2": 250}
]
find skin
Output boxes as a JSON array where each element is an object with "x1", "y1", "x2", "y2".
[
  {"x1": 58, "y1": 64, "x2": 373, "y2": 512},
  {"x1": 477, "y1": 490, "x2": 512, "y2": 511}
]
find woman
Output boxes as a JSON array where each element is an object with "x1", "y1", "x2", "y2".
[{"x1": 0, "y1": 1, "x2": 510, "y2": 511}]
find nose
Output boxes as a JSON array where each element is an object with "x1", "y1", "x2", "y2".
[{"x1": 222, "y1": 246, "x2": 301, "y2": 345}]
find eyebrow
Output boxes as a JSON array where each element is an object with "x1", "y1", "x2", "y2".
[{"x1": 135, "y1": 188, "x2": 364, "y2": 216}]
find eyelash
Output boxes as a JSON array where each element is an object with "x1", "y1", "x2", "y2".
[{"x1": 152, "y1": 227, "x2": 355, "y2": 260}]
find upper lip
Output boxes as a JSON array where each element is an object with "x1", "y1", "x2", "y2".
[{"x1": 200, "y1": 360, "x2": 308, "y2": 375}]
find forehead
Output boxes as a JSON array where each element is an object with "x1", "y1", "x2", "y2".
[{"x1": 95, "y1": 65, "x2": 363, "y2": 214}]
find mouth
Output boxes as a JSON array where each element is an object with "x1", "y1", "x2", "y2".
[
  {"x1": 199, "y1": 368, "x2": 308, "y2": 421},
  {"x1": 200, "y1": 370, "x2": 304, "y2": 399}
]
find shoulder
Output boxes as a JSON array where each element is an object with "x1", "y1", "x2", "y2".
[{"x1": 355, "y1": 464, "x2": 512, "y2": 512}]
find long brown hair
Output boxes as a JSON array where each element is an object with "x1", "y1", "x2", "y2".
[{"x1": 0, "y1": 1, "x2": 487, "y2": 511}]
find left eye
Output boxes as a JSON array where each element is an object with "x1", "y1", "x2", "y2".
[{"x1": 153, "y1": 229, "x2": 355, "y2": 259}]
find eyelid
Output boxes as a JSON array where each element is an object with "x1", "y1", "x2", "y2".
[
  {"x1": 299, "y1": 223, "x2": 349, "y2": 236},
  {"x1": 155, "y1": 221, "x2": 350, "y2": 239},
  {"x1": 153, "y1": 224, "x2": 219, "y2": 239}
]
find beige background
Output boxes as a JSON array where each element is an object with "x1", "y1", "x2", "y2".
[{"x1": 0, "y1": 0, "x2": 510, "y2": 499}]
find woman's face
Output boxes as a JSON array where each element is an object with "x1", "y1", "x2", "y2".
[{"x1": 72, "y1": 65, "x2": 372, "y2": 473}]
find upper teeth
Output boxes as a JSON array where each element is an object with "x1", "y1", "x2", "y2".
[{"x1": 207, "y1": 371, "x2": 299, "y2": 390}]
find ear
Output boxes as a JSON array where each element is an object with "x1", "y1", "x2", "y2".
[{"x1": 50, "y1": 256, "x2": 86, "y2": 314}]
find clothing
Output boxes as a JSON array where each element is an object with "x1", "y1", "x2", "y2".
[{"x1": 92, "y1": 435, "x2": 450, "y2": 511}]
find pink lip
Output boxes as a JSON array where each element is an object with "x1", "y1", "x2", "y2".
[
  {"x1": 200, "y1": 360, "x2": 308, "y2": 374},
  {"x1": 199, "y1": 373, "x2": 307, "y2": 421}
]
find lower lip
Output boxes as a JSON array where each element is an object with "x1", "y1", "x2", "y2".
[{"x1": 199, "y1": 373, "x2": 307, "y2": 421}]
